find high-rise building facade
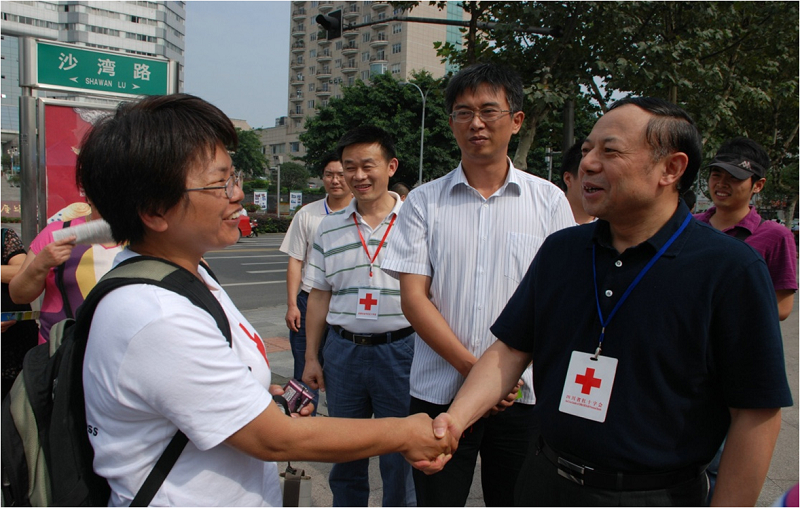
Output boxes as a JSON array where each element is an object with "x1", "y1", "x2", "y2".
[
  {"x1": 1, "y1": 0, "x2": 185, "y2": 142},
  {"x1": 262, "y1": 0, "x2": 464, "y2": 170}
]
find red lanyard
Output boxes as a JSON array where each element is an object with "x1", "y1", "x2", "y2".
[{"x1": 353, "y1": 213, "x2": 396, "y2": 277}]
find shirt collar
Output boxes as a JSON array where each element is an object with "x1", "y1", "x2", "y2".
[
  {"x1": 344, "y1": 191, "x2": 403, "y2": 223},
  {"x1": 592, "y1": 201, "x2": 693, "y2": 258},
  {"x1": 448, "y1": 157, "x2": 522, "y2": 197},
  {"x1": 700, "y1": 205, "x2": 760, "y2": 234}
]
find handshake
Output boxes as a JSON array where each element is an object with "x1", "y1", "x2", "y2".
[{"x1": 401, "y1": 380, "x2": 523, "y2": 475}]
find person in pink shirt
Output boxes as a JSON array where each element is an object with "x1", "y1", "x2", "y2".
[{"x1": 694, "y1": 137, "x2": 797, "y2": 320}]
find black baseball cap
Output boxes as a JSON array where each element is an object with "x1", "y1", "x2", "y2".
[{"x1": 706, "y1": 153, "x2": 766, "y2": 179}]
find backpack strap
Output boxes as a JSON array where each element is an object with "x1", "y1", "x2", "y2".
[
  {"x1": 55, "y1": 220, "x2": 73, "y2": 319},
  {"x1": 72, "y1": 255, "x2": 233, "y2": 507}
]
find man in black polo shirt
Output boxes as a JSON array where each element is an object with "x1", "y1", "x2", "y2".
[{"x1": 429, "y1": 97, "x2": 792, "y2": 506}]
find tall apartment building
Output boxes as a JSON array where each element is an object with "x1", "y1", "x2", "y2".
[
  {"x1": 1, "y1": 0, "x2": 185, "y2": 149},
  {"x1": 262, "y1": 0, "x2": 464, "y2": 170}
]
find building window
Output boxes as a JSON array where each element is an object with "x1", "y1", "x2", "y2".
[
  {"x1": 335, "y1": 58, "x2": 341, "y2": 68},
  {"x1": 271, "y1": 144, "x2": 285, "y2": 154},
  {"x1": 375, "y1": 50, "x2": 385, "y2": 60},
  {"x1": 309, "y1": 66, "x2": 316, "y2": 74},
  {"x1": 392, "y1": 43, "x2": 401, "y2": 54},
  {"x1": 308, "y1": 100, "x2": 315, "y2": 109},
  {"x1": 362, "y1": 14, "x2": 371, "y2": 23},
  {"x1": 391, "y1": 63, "x2": 401, "y2": 74},
  {"x1": 392, "y1": 23, "x2": 402, "y2": 34},
  {"x1": 310, "y1": 32, "x2": 317, "y2": 41},
  {"x1": 362, "y1": 32, "x2": 371, "y2": 42},
  {"x1": 290, "y1": 142, "x2": 301, "y2": 153},
  {"x1": 309, "y1": 49, "x2": 316, "y2": 57},
  {"x1": 348, "y1": 76, "x2": 355, "y2": 86},
  {"x1": 309, "y1": 83, "x2": 315, "y2": 91},
  {"x1": 377, "y1": 12, "x2": 386, "y2": 20},
  {"x1": 361, "y1": 52, "x2": 370, "y2": 62},
  {"x1": 335, "y1": 41, "x2": 342, "y2": 50},
  {"x1": 361, "y1": 70, "x2": 370, "y2": 81}
]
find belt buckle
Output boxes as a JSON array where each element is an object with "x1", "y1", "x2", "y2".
[
  {"x1": 556, "y1": 456, "x2": 585, "y2": 486},
  {"x1": 351, "y1": 333, "x2": 372, "y2": 345}
]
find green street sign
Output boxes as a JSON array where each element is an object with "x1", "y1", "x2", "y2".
[{"x1": 36, "y1": 41, "x2": 169, "y2": 96}]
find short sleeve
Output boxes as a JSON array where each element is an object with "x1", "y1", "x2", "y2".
[
  {"x1": 381, "y1": 190, "x2": 433, "y2": 279},
  {"x1": 2, "y1": 228, "x2": 26, "y2": 264}
]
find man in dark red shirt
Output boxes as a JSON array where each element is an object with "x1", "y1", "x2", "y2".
[{"x1": 694, "y1": 137, "x2": 797, "y2": 320}]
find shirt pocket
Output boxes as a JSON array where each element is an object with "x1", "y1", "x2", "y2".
[{"x1": 504, "y1": 232, "x2": 544, "y2": 284}]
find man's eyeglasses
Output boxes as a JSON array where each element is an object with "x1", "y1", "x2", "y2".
[
  {"x1": 450, "y1": 108, "x2": 512, "y2": 123},
  {"x1": 186, "y1": 171, "x2": 243, "y2": 200}
]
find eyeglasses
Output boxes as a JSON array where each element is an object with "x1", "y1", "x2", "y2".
[
  {"x1": 450, "y1": 108, "x2": 512, "y2": 123},
  {"x1": 185, "y1": 171, "x2": 243, "y2": 200}
]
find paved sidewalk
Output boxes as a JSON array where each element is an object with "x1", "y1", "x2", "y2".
[{"x1": 243, "y1": 291, "x2": 799, "y2": 507}]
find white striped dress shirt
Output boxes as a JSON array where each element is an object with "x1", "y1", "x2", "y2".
[
  {"x1": 382, "y1": 161, "x2": 574, "y2": 404},
  {"x1": 304, "y1": 192, "x2": 412, "y2": 334}
]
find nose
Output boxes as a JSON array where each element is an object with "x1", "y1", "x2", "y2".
[
  {"x1": 579, "y1": 148, "x2": 599, "y2": 175},
  {"x1": 231, "y1": 182, "x2": 245, "y2": 202},
  {"x1": 469, "y1": 112, "x2": 486, "y2": 129}
]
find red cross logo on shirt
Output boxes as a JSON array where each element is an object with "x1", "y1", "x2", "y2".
[
  {"x1": 360, "y1": 293, "x2": 378, "y2": 310},
  {"x1": 575, "y1": 367, "x2": 602, "y2": 394}
]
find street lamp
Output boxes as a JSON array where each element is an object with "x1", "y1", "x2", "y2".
[{"x1": 400, "y1": 82, "x2": 429, "y2": 186}]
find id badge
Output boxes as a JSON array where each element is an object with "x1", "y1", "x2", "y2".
[
  {"x1": 558, "y1": 351, "x2": 618, "y2": 423},
  {"x1": 356, "y1": 288, "x2": 380, "y2": 320}
]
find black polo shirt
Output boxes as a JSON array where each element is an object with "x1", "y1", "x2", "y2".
[{"x1": 491, "y1": 202, "x2": 792, "y2": 473}]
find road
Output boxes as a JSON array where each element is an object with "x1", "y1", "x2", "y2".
[{"x1": 204, "y1": 234, "x2": 290, "y2": 311}]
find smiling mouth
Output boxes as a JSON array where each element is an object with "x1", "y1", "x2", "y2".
[
  {"x1": 227, "y1": 210, "x2": 242, "y2": 220},
  {"x1": 583, "y1": 185, "x2": 603, "y2": 194},
  {"x1": 714, "y1": 190, "x2": 731, "y2": 197}
]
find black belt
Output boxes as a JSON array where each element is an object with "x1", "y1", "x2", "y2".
[
  {"x1": 538, "y1": 437, "x2": 704, "y2": 491},
  {"x1": 332, "y1": 325, "x2": 414, "y2": 346}
]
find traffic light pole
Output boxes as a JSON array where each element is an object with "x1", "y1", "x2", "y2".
[{"x1": 318, "y1": 14, "x2": 561, "y2": 38}]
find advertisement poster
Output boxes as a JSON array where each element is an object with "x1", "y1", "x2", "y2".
[
  {"x1": 254, "y1": 190, "x2": 268, "y2": 210},
  {"x1": 44, "y1": 103, "x2": 111, "y2": 220},
  {"x1": 290, "y1": 191, "x2": 303, "y2": 211}
]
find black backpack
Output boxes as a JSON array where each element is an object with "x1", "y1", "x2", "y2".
[{"x1": 1, "y1": 256, "x2": 232, "y2": 506}]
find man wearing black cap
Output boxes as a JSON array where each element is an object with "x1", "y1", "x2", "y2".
[{"x1": 695, "y1": 137, "x2": 798, "y2": 320}]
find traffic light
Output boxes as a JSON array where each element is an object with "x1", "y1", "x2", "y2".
[{"x1": 316, "y1": 9, "x2": 342, "y2": 40}]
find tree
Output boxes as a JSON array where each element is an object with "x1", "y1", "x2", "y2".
[
  {"x1": 300, "y1": 71, "x2": 461, "y2": 185},
  {"x1": 231, "y1": 128, "x2": 268, "y2": 178},
  {"x1": 280, "y1": 161, "x2": 311, "y2": 191}
]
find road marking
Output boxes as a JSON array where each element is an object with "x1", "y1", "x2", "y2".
[
  {"x1": 241, "y1": 262, "x2": 287, "y2": 266},
  {"x1": 204, "y1": 254, "x2": 287, "y2": 260},
  {"x1": 246, "y1": 269, "x2": 287, "y2": 274},
  {"x1": 221, "y1": 280, "x2": 285, "y2": 287}
]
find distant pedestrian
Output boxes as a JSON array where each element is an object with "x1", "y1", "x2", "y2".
[
  {"x1": 280, "y1": 152, "x2": 351, "y2": 412},
  {"x1": 391, "y1": 182, "x2": 411, "y2": 201},
  {"x1": 382, "y1": 63, "x2": 573, "y2": 507}
]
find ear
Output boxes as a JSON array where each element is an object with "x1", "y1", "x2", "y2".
[
  {"x1": 387, "y1": 158, "x2": 399, "y2": 178},
  {"x1": 659, "y1": 152, "x2": 688, "y2": 189},
  {"x1": 563, "y1": 171, "x2": 573, "y2": 189},
  {"x1": 139, "y1": 209, "x2": 169, "y2": 234},
  {"x1": 752, "y1": 178, "x2": 766, "y2": 194},
  {"x1": 510, "y1": 111, "x2": 525, "y2": 135}
]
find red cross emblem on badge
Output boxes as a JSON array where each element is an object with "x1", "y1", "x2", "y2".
[
  {"x1": 575, "y1": 367, "x2": 602, "y2": 394},
  {"x1": 359, "y1": 293, "x2": 378, "y2": 310}
]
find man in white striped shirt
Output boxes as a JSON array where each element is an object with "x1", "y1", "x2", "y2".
[
  {"x1": 382, "y1": 63, "x2": 574, "y2": 506},
  {"x1": 302, "y1": 126, "x2": 417, "y2": 506}
]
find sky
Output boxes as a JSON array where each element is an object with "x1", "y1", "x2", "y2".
[{"x1": 183, "y1": 1, "x2": 291, "y2": 129}]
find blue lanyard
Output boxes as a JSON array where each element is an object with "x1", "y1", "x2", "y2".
[
  {"x1": 323, "y1": 199, "x2": 330, "y2": 215},
  {"x1": 591, "y1": 212, "x2": 692, "y2": 358}
]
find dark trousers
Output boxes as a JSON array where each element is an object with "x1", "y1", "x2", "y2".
[
  {"x1": 289, "y1": 290, "x2": 325, "y2": 414},
  {"x1": 410, "y1": 396, "x2": 538, "y2": 507},
  {"x1": 515, "y1": 441, "x2": 709, "y2": 506}
]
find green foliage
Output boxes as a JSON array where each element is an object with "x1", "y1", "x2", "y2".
[
  {"x1": 280, "y1": 162, "x2": 311, "y2": 191},
  {"x1": 232, "y1": 128, "x2": 268, "y2": 178},
  {"x1": 243, "y1": 178, "x2": 269, "y2": 194},
  {"x1": 1, "y1": 153, "x2": 10, "y2": 172},
  {"x1": 300, "y1": 71, "x2": 461, "y2": 185},
  {"x1": 252, "y1": 215, "x2": 292, "y2": 234},
  {"x1": 242, "y1": 203, "x2": 260, "y2": 213},
  {"x1": 1, "y1": 217, "x2": 22, "y2": 223},
  {"x1": 416, "y1": 1, "x2": 797, "y2": 216}
]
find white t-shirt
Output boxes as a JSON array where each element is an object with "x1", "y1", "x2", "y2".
[
  {"x1": 83, "y1": 249, "x2": 280, "y2": 506},
  {"x1": 280, "y1": 196, "x2": 339, "y2": 293}
]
